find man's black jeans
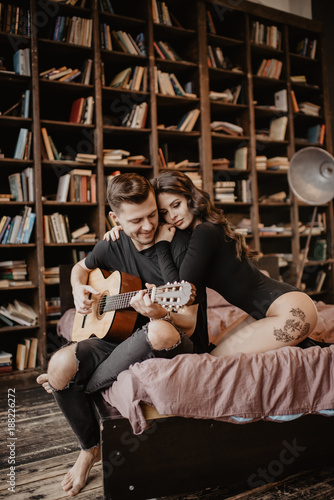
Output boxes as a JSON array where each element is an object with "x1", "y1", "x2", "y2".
[{"x1": 51, "y1": 323, "x2": 193, "y2": 449}]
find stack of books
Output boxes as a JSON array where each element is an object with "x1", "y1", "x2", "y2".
[
  {"x1": 75, "y1": 153, "x2": 97, "y2": 164},
  {"x1": 0, "y1": 259, "x2": 32, "y2": 287},
  {"x1": 44, "y1": 267, "x2": 60, "y2": 285},
  {"x1": 299, "y1": 101, "x2": 321, "y2": 116},
  {"x1": 266, "y1": 156, "x2": 289, "y2": 171},
  {"x1": 210, "y1": 121, "x2": 243, "y2": 136},
  {"x1": 209, "y1": 85, "x2": 241, "y2": 104},
  {"x1": 235, "y1": 218, "x2": 252, "y2": 235},
  {"x1": 0, "y1": 299, "x2": 37, "y2": 327},
  {"x1": 40, "y1": 66, "x2": 82, "y2": 83},
  {"x1": 71, "y1": 223, "x2": 96, "y2": 243},
  {"x1": 256, "y1": 156, "x2": 267, "y2": 170},
  {"x1": 103, "y1": 149, "x2": 130, "y2": 165},
  {"x1": 212, "y1": 158, "x2": 230, "y2": 168},
  {"x1": 214, "y1": 181, "x2": 236, "y2": 203},
  {"x1": 0, "y1": 351, "x2": 12, "y2": 372},
  {"x1": 185, "y1": 171, "x2": 202, "y2": 190},
  {"x1": 45, "y1": 297, "x2": 61, "y2": 319}
]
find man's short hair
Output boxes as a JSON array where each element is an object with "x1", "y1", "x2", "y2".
[{"x1": 107, "y1": 173, "x2": 155, "y2": 213}]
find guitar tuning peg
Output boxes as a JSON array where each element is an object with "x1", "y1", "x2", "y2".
[
  {"x1": 181, "y1": 280, "x2": 185, "y2": 283},
  {"x1": 167, "y1": 282, "x2": 170, "y2": 285}
]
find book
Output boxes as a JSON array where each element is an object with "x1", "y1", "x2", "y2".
[
  {"x1": 234, "y1": 147, "x2": 248, "y2": 170},
  {"x1": 27, "y1": 337, "x2": 38, "y2": 368},
  {"x1": 0, "y1": 350, "x2": 13, "y2": 364},
  {"x1": 71, "y1": 223, "x2": 90, "y2": 239},
  {"x1": 109, "y1": 67, "x2": 132, "y2": 88},
  {"x1": 13, "y1": 128, "x2": 28, "y2": 160},
  {"x1": 8, "y1": 173, "x2": 23, "y2": 201},
  {"x1": 56, "y1": 174, "x2": 71, "y2": 202},
  {"x1": 69, "y1": 97, "x2": 85, "y2": 123},
  {"x1": 307, "y1": 124, "x2": 321, "y2": 144},
  {"x1": 16, "y1": 343, "x2": 26, "y2": 370},
  {"x1": 269, "y1": 116, "x2": 288, "y2": 141},
  {"x1": 274, "y1": 89, "x2": 288, "y2": 112},
  {"x1": 290, "y1": 90, "x2": 299, "y2": 113},
  {"x1": 41, "y1": 128, "x2": 54, "y2": 160},
  {"x1": 183, "y1": 109, "x2": 200, "y2": 132}
]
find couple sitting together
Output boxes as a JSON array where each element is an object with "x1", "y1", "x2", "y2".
[{"x1": 37, "y1": 170, "x2": 318, "y2": 496}]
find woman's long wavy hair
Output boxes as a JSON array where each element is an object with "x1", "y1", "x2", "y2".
[{"x1": 151, "y1": 170, "x2": 258, "y2": 261}]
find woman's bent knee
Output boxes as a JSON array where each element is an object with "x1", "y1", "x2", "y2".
[{"x1": 48, "y1": 343, "x2": 78, "y2": 390}]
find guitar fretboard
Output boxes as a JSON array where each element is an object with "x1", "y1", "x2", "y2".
[{"x1": 100, "y1": 289, "x2": 153, "y2": 313}]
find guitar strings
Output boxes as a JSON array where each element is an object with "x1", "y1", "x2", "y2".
[
  {"x1": 99, "y1": 289, "x2": 153, "y2": 313},
  {"x1": 98, "y1": 286, "x2": 184, "y2": 313}
]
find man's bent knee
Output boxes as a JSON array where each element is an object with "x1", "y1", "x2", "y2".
[
  {"x1": 48, "y1": 343, "x2": 78, "y2": 390},
  {"x1": 148, "y1": 320, "x2": 181, "y2": 350}
]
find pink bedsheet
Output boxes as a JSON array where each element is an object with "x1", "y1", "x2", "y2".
[{"x1": 102, "y1": 345, "x2": 334, "y2": 435}]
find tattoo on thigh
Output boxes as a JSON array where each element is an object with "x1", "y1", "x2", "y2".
[
  {"x1": 273, "y1": 328, "x2": 294, "y2": 343},
  {"x1": 290, "y1": 308, "x2": 306, "y2": 322},
  {"x1": 273, "y1": 315, "x2": 311, "y2": 343}
]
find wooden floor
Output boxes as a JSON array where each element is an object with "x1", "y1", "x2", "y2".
[{"x1": 0, "y1": 387, "x2": 334, "y2": 500}]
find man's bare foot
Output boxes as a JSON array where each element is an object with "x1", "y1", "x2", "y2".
[
  {"x1": 62, "y1": 445, "x2": 101, "y2": 496},
  {"x1": 36, "y1": 373, "x2": 52, "y2": 394}
]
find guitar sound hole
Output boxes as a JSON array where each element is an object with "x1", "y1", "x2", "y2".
[{"x1": 97, "y1": 291, "x2": 109, "y2": 319}]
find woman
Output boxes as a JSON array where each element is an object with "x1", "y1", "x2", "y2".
[{"x1": 106, "y1": 170, "x2": 318, "y2": 356}]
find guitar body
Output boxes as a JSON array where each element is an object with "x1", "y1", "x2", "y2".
[{"x1": 72, "y1": 269, "x2": 141, "y2": 343}]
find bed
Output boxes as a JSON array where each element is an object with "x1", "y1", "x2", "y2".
[{"x1": 56, "y1": 288, "x2": 334, "y2": 499}]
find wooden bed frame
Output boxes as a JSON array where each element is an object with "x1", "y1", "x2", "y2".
[
  {"x1": 58, "y1": 266, "x2": 334, "y2": 499},
  {"x1": 94, "y1": 393, "x2": 334, "y2": 500}
]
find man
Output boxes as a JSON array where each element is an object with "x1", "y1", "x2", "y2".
[{"x1": 37, "y1": 173, "x2": 208, "y2": 496}]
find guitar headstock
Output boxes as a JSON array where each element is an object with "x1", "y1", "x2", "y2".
[{"x1": 153, "y1": 281, "x2": 195, "y2": 310}]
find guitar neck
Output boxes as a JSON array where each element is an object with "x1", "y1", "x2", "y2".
[{"x1": 103, "y1": 288, "x2": 152, "y2": 312}]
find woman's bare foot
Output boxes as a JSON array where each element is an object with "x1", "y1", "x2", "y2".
[
  {"x1": 36, "y1": 373, "x2": 52, "y2": 394},
  {"x1": 62, "y1": 445, "x2": 101, "y2": 496}
]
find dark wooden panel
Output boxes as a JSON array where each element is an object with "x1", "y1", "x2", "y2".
[{"x1": 97, "y1": 397, "x2": 334, "y2": 500}]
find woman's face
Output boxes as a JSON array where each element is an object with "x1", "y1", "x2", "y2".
[{"x1": 157, "y1": 192, "x2": 194, "y2": 230}]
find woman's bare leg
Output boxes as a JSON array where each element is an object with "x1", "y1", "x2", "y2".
[{"x1": 211, "y1": 292, "x2": 318, "y2": 357}]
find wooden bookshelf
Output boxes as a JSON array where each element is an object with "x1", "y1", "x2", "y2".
[{"x1": 0, "y1": 0, "x2": 333, "y2": 390}]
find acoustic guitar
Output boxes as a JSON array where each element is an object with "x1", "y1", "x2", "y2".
[{"x1": 72, "y1": 268, "x2": 193, "y2": 343}]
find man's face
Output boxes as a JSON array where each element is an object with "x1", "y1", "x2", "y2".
[{"x1": 110, "y1": 191, "x2": 159, "y2": 251}]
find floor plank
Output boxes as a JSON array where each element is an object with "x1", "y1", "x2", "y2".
[{"x1": 1, "y1": 387, "x2": 334, "y2": 500}]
